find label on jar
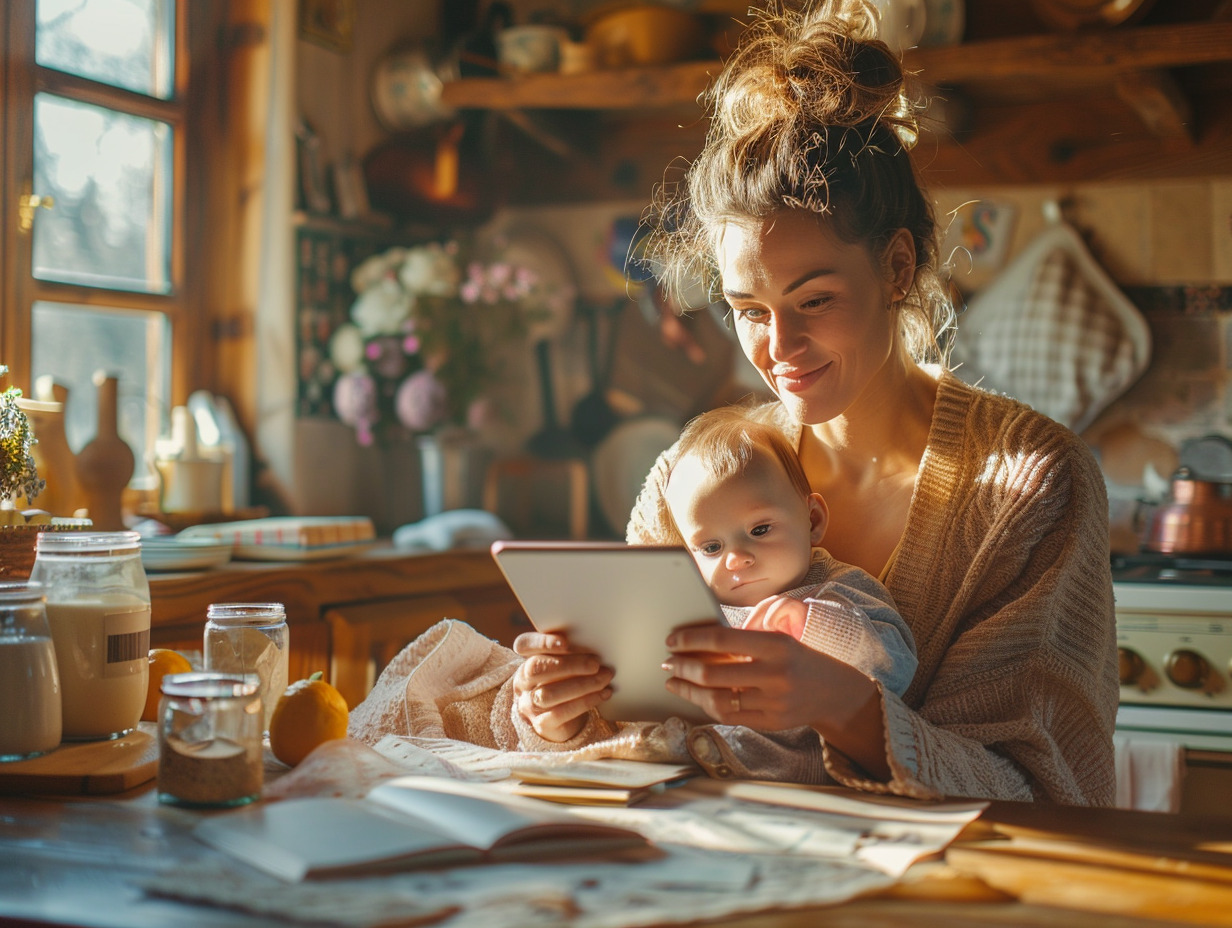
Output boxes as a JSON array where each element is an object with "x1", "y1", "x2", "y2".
[{"x1": 103, "y1": 606, "x2": 152, "y2": 675}]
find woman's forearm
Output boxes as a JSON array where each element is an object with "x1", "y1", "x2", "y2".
[{"x1": 807, "y1": 658, "x2": 891, "y2": 781}]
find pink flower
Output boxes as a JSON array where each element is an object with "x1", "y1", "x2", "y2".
[
  {"x1": 395, "y1": 370, "x2": 448, "y2": 432},
  {"x1": 333, "y1": 371, "x2": 378, "y2": 444}
]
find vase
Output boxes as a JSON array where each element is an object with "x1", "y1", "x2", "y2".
[
  {"x1": 73, "y1": 373, "x2": 135, "y2": 532},
  {"x1": 415, "y1": 427, "x2": 492, "y2": 518}
]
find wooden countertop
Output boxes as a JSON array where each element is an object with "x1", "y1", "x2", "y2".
[{"x1": 148, "y1": 545, "x2": 506, "y2": 629}]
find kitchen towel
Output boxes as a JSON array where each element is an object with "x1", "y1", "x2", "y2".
[
  {"x1": 951, "y1": 218, "x2": 1151, "y2": 433},
  {"x1": 1112, "y1": 732, "x2": 1186, "y2": 813}
]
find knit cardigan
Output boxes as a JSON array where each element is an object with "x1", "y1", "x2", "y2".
[{"x1": 627, "y1": 372, "x2": 1119, "y2": 805}]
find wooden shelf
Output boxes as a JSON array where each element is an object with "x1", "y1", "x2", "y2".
[{"x1": 441, "y1": 22, "x2": 1232, "y2": 112}]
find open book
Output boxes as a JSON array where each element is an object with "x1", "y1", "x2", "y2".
[{"x1": 194, "y1": 775, "x2": 654, "y2": 882}]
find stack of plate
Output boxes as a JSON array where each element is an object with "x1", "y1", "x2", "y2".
[{"x1": 140, "y1": 536, "x2": 233, "y2": 573}]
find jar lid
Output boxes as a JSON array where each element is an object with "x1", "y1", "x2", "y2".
[
  {"x1": 206, "y1": 602, "x2": 287, "y2": 622},
  {"x1": 35, "y1": 530, "x2": 142, "y2": 555},
  {"x1": 0, "y1": 580, "x2": 45, "y2": 604},
  {"x1": 161, "y1": 672, "x2": 260, "y2": 698}
]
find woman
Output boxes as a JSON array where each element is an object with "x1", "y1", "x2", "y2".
[{"x1": 511, "y1": 0, "x2": 1118, "y2": 805}]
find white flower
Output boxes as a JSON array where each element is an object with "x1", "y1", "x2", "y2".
[
  {"x1": 350, "y1": 277, "x2": 412, "y2": 337},
  {"x1": 349, "y1": 247, "x2": 407, "y2": 294},
  {"x1": 328, "y1": 323, "x2": 367, "y2": 373},
  {"x1": 399, "y1": 243, "x2": 461, "y2": 297}
]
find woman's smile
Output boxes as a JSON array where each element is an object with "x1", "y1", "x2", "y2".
[{"x1": 773, "y1": 360, "x2": 832, "y2": 394}]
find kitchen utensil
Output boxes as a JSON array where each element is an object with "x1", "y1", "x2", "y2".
[
  {"x1": 570, "y1": 300, "x2": 622, "y2": 448},
  {"x1": 526, "y1": 339, "x2": 585, "y2": 460},
  {"x1": 1140, "y1": 467, "x2": 1232, "y2": 555}
]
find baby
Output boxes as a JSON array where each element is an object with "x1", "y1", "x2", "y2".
[{"x1": 663, "y1": 405, "x2": 917, "y2": 696}]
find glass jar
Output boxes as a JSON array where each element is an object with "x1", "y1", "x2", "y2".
[
  {"x1": 30, "y1": 531, "x2": 150, "y2": 741},
  {"x1": 157, "y1": 671, "x2": 263, "y2": 807},
  {"x1": 0, "y1": 581, "x2": 62, "y2": 762},
  {"x1": 204, "y1": 602, "x2": 289, "y2": 733}
]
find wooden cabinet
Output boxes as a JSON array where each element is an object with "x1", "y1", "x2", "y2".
[
  {"x1": 148, "y1": 547, "x2": 529, "y2": 707},
  {"x1": 438, "y1": 20, "x2": 1232, "y2": 201}
]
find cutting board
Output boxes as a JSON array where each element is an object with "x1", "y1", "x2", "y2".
[{"x1": 0, "y1": 728, "x2": 158, "y2": 795}]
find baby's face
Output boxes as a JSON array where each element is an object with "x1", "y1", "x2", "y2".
[{"x1": 665, "y1": 450, "x2": 817, "y2": 607}]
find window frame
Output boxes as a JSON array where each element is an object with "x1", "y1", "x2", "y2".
[{"x1": 1, "y1": 0, "x2": 213, "y2": 411}]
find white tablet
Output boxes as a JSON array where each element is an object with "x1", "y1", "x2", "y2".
[{"x1": 490, "y1": 540, "x2": 726, "y2": 723}]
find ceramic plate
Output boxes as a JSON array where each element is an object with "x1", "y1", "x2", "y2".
[
  {"x1": 140, "y1": 537, "x2": 233, "y2": 572},
  {"x1": 591, "y1": 416, "x2": 681, "y2": 535}
]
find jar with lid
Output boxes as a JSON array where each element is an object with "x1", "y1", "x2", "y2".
[
  {"x1": 0, "y1": 581, "x2": 62, "y2": 762},
  {"x1": 157, "y1": 671, "x2": 263, "y2": 807},
  {"x1": 30, "y1": 531, "x2": 150, "y2": 741},
  {"x1": 204, "y1": 602, "x2": 289, "y2": 732}
]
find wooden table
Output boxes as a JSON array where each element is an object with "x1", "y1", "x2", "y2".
[{"x1": 1, "y1": 780, "x2": 1230, "y2": 928}]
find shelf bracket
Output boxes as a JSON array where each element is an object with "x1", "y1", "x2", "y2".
[{"x1": 1113, "y1": 69, "x2": 1196, "y2": 144}]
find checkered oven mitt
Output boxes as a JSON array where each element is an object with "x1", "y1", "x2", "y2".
[{"x1": 951, "y1": 220, "x2": 1151, "y2": 433}]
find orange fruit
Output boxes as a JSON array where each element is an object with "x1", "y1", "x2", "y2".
[
  {"x1": 269, "y1": 671, "x2": 349, "y2": 767},
  {"x1": 143, "y1": 648, "x2": 193, "y2": 721}
]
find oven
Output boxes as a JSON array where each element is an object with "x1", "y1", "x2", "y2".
[{"x1": 1112, "y1": 553, "x2": 1232, "y2": 814}]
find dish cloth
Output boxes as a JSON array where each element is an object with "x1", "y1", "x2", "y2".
[
  {"x1": 1112, "y1": 732, "x2": 1186, "y2": 813},
  {"x1": 952, "y1": 220, "x2": 1151, "y2": 433}
]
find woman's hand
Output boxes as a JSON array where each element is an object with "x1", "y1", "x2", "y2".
[
  {"x1": 743, "y1": 595, "x2": 809, "y2": 641},
  {"x1": 662, "y1": 624, "x2": 890, "y2": 779},
  {"x1": 512, "y1": 631, "x2": 614, "y2": 743}
]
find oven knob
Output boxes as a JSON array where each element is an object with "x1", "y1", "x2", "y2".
[
  {"x1": 1117, "y1": 648, "x2": 1146, "y2": 686},
  {"x1": 1164, "y1": 649, "x2": 1210, "y2": 690}
]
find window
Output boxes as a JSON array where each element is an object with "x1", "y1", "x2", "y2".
[{"x1": 1, "y1": 0, "x2": 207, "y2": 479}]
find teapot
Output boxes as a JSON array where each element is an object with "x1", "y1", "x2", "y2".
[{"x1": 1140, "y1": 467, "x2": 1232, "y2": 555}]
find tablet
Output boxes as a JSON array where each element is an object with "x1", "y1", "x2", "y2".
[{"x1": 490, "y1": 540, "x2": 726, "y2": 723}]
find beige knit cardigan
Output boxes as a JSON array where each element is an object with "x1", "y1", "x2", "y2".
[{"x1": 627, "y1": 372, "x2": 1119, "y2": 805}]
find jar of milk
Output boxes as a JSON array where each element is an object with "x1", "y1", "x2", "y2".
[
  {"x1": 204, "y1": 602, "x2": 289, "y2": 733},
  {"x1": 31, "y1": 531, "x2": 150, "y2": 741},
  {"x1": 0, "y1": 581, "x2": 62, "y2": 762}
]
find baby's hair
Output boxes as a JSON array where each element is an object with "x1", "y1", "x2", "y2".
[
  {"x1": 672, "y1": 404, "x2": 813, "y2": 501},
  {"x1": 642, "y1": 0, "x2": 954, "y2": 365}
]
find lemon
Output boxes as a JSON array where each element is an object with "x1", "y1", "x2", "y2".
[
  {"x1": 269, "y1": 671, "x2": 349, "y2": 767},
  {"x1": 142, "y1": 648, "x2": 193, "y2": 721}
]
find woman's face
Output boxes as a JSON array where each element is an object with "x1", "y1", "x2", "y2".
[{"x1": 715, "y1": 210, "x2": 908, "y2": 425}]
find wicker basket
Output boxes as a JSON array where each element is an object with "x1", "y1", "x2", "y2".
[{"x1": 0, "y1": 523, "x2": 90, "y2": 581}]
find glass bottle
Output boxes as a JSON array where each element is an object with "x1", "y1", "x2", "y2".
[
  {"x1": 0, "y1": 581, "x2": 62, "y2": 761},
  {"x1": 30, "y1": 531, "x2": 150, "y2": 741},
  {"x1": 204, "y1": 602, "x2": 289, "y2": 733},
  {"x1": 157, "y1": 671, "x2": 262, "y2": 807}
]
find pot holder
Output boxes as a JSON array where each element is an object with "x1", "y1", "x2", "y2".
[{"x1": 951, "y1": 217, "x2": 1151, "y2": 433}]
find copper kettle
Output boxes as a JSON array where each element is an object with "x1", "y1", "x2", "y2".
[{"x1": 1141, "y1": 467, "x2": 1232, "y2": 555}]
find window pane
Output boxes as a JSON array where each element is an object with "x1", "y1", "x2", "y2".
[
  {"x1": 32, "y1": 93, "x2": 172, "y2": 293},
  {"x1": 32, "y1": 301, "x2": 170, "y2": 480},
  {"x1": 36, "y1": 0, "x2": 174, "y2": 99}
]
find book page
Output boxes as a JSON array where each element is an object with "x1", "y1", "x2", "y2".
[
  {"x1": 511, "y1": 759, "x2": 697, "y2": 789},
  {"x1": 366, "y1": 776, "x2": 647, "y2": 851},
  {"x1": 193, "y1": 797, "x2": 475, "y2": 882}
]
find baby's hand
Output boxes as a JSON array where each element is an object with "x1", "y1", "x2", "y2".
[{"x1": 744, "y1": 595, "x2": 809, "y2": 641}]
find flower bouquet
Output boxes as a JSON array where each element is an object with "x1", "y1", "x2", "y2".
[
  {"x1": 328, "y1": 240, "x2": 550, "y2": 446},
  {"x1": 0, "y1": 365, "x2": 50, "y2": 578}
]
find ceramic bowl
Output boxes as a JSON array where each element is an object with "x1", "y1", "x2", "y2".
[{"x1": 496, "y1": 25, "x2": 568, "y2": 74}]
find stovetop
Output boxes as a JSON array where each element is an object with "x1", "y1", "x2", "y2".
[{"x1": 1111, "y1": 551, "x2": 1232, "y2": 586}]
